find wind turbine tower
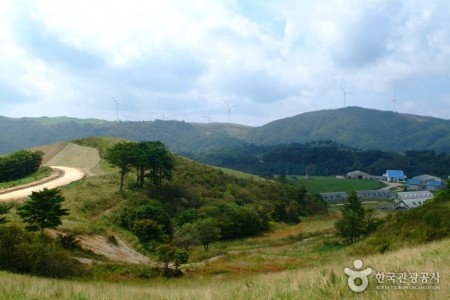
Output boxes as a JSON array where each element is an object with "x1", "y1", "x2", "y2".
[
  {"x1": 223, "y1": 100, "x2": 233, "y2": 124},
  {"x1": 111, "y1": 96, "x2": 121, "y2": 122},
  {"x1": 341, "y1": 87, "x2": 351, "y2": 108},
  {"x1": 391, "y1": 91, "x2": 397, "y2": 112}
]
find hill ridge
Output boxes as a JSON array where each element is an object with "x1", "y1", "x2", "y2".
[{"x1": 1, "y1": 106, "x2": 450, "y2": 154}]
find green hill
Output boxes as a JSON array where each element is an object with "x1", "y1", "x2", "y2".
[
  {"x1": 251, "y1": 106, "x2": 450, "y2": 152},
  {"x1": 1, "y1": 106, "x2": 450, "y2": 155}
]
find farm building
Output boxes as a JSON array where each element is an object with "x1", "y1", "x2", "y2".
[
  {"x1": 320, "y1": 192, "x2": 348, "y2": 203},
  {"x1": 345, "y1": 170, "x2": 373, "y2": 179},
  {"x1": 427, "y1": 179, "x2": 444, "y2": 191},
  {"x1": 384, "y1": 170, "x2": 406, "y2": 182},
  {"x1": 320, "y1": 190, "x2": 393, "y2": 203},
  {"x1": 393, "y1": 191, "x2": 433, "y2": 210},
  {"x1": 406, "y1": 174, "x2": 444, "y2": 191},
  {"x1": 356, "y1": 190, "x2": 393, "y2": 200}
]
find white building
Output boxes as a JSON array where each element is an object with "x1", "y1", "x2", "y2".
[{"x1": 393, "y1": 191, "x2": 434, "y2": 210}]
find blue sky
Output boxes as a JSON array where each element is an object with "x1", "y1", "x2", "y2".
[{"x1": 0, "y1": 0, "x2": 449, "y2": 126}]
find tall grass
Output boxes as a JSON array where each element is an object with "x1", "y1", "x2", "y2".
[{"x1": 0, "y1": 238, "x2": 447, "y2": 299}]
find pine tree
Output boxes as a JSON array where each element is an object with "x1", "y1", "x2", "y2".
[
  {"x1": 335, "y1": 191, "x2": 366, "y2": 244},
  {"x1": 17, "y1": 188, "x2": 69, "y2": 232}
]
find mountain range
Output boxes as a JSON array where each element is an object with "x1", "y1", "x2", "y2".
[{"x1": 1, "y1": 106, "x2": 449, "y2": 154}]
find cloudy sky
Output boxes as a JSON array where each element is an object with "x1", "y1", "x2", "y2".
[{"x1": 1, "y1": 0, "x2": 449, "y2": 126}]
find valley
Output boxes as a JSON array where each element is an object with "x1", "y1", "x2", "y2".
[{"x1": 0, "y1": 137, "x2": 448, "y2": 299}]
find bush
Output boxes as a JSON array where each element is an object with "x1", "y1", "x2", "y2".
[
  {"x1": 0, "y1": 150, "x2": 42, "y2": 182},
  {"x1": 0, "y1": 225, "x2": 88, "y2": 278},
  {"x1": 57, "y1": 233, "x2": 81, "y2": 250},
  {"x1": 0, "y1": 225, "x2": 33, "y2": 273},
  {"x1": 31, "y1": 236, "x2": 86, "y2": 278},
  {"x1": 120, "y1": 201, "x2": 173, "y2": 236}
]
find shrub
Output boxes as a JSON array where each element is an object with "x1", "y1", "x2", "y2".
[
  {"x1": 31, "y1": 236, "x2": 86, "y2": 278},
  {"x1": 57, "y1": 233, "x2": 81, "y2": 250},
  {"x1": 0, "y1": 225, "x2": 87, "y2": 278}
]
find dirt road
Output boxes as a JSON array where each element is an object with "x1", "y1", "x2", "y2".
[{"x1": 0, "y1": 166, "x2": 85, "y2": 202}]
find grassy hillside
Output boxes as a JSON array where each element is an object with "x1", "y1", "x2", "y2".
[
  {"x1": 2, "y1": 106, "x2": 450, "y2": 155},
  {"x1": 251, "y1": 106, "x2": 450, "y2": 152},
  {"x1": 0, "y1": 117, "x2": 250, "y2": 155},
  {"x1": 0, "y1": 137, "x2": 448, "y2": 300},
  {"x1": 352, "y1": 191, "x2": 450, "y2": 255},
  {"x1": 0, "y1": 220, "x2": 447, "y2": 299}
]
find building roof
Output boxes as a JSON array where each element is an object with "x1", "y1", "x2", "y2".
[
  {"x1": 397, "y1": 191, "x2": 433, "y2": 200},
  {"x1": 393, "y1": 191, "x2": 433, "y2": 209},
  {"x1": 346, "y1": 170, "x2": 371, "y2": 177},
  {"x1": 427, "y1": 179, "x2": 444, "y2": 187},
  {"x1": 356, "y1": 190, "x2": 393, "y2": 199},
  {"x1": 386, "y1": 170, "x2": 406, "y2": 179},
  {"x1": 413, "y1": 174, "x2": 441, "y2": 182},
  {"x1": 320, "y1": 192, "x2": 348, "y2": 202},
  {"x1": 407, "y1": 178, "x2": 421, "y2": 185}
]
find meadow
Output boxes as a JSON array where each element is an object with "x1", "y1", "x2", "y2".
[
  {"x1": 289, "y1": 176, "x2": 386, "y2": 194},
  {"x1": 0, "y1": 223, "x2": 447, "y2": 300}
]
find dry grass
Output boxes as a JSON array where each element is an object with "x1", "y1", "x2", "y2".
[{"x1": 0, "y1": 238, "x2": 447, "y2": 299}]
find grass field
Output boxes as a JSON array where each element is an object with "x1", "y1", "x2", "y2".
[
  {"x1": 289, "y1": 176, "x2": 386, "y2": 194},
  {"x1": 0, "y1": 235, "x2": 447, "y2": 299},
  {"x1": 215, "y1": 166, "x2": 265, "y2": 180}
]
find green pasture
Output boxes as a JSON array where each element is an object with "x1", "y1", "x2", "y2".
[{"x1": 288, "y1": 175, "x2": 386, "y2": 194}]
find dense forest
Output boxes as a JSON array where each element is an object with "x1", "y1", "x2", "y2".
[
  {"x1": 111, "y1": 154, "x2": 327, "y2": 250},
  {"x1": 185, "y1": 141, "x2": 450, "y2": 178}
]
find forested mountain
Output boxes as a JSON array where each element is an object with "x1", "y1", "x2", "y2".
[
  {"x1": 250, "y1": 106, "x2": 450, "y2": 152},
  {"x1": 1, "y1": 106, "x2": 450, "y2": 154},
  {"x1": 0, "y1": 116, "x2": 250, "y2": 154},
  {"x1": 186, "y1": 142, "x2": 450, "y2": 177}
]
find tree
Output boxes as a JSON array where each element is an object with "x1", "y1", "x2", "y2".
[
  {"x1": 0, "y1": 150, "x2": 42, "y2": 182},
  {"x1": 17, "y1": 188, "x2": 69, "y2": 232},
  {"x1": 194, "y1": 218, "x2": 221, "y2": 251},
  {"x1": 105, "y1": 142, "x2": 135, "y2": 192},
  {"x1": 105, "y1": 141, "x2": 174, "y2": 190},
  {"x1": 135, "y1": 141, "x2": 174, "y2": 188},
  {"x1": 156, "y1": 244, "x2": 189, "y2": 275},
  {"x1": 173, "y1": 223, "x2": 200, "y2": 252},
  {"x1": 335, "y1": 191, "x2": 365, "y2": 244},
  {"x1": 173, "y1": 248, "x2": 189, "y2": 271},
  {"x1": 131, "y1": 219, "x2": 165, "y2": 243}
]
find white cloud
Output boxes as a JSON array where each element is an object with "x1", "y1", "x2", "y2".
[{"x1": 0, "y1": 0, "x2": 449, "y2": 125}]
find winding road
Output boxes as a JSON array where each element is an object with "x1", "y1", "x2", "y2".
[{"x1": 0, "y1": 166, "x2": 85, "y2": 202}]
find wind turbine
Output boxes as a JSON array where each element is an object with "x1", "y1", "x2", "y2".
[
  {"x1": 202, "y1": 110, "x2": 212, "y2": 123},
  {"x1": 341, "y1": 86, "x2": 351, "y2": 108},
  {"x1": 111, "y1": 96, "x2": 121, "y2": 122},
  {"x1": 391, "y1": 90, "x2": 397, "y2": 112},
  {"x1": 223, "y1": 100, "x2": 237, "y2": 124}
]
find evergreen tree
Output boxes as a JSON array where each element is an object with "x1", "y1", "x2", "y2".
[
  {"x1": 17, "y1": 188, "x2": 69, "y2": 232},
  {"x1": 105, "y1": 142, "x2": 135, "y2": 192},
  {"x1": 335, "y1": 191, "x2": 366, "y2": 244}
]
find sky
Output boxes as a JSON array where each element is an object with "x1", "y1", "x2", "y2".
[{"x1": 0, "y1": 0, "x2": 449, "y2": 126}]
